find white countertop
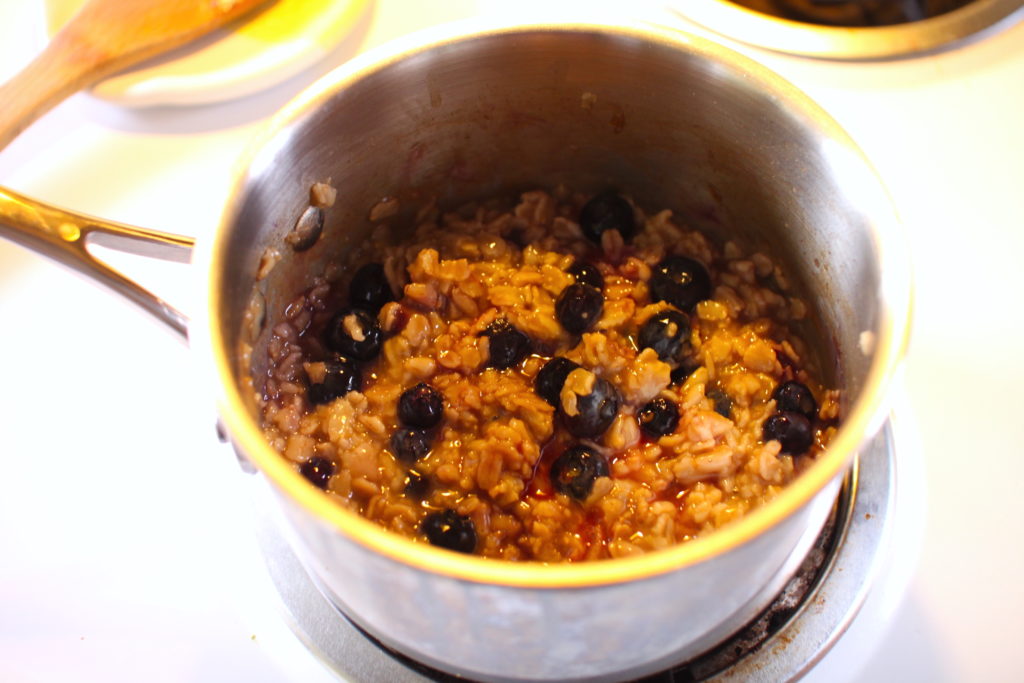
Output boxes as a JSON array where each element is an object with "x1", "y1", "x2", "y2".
[{"x1": 0, "y1": 2, "x2": 1022, "y2": 682}]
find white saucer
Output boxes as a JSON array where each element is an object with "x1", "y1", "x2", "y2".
[{"x1": 44, "y1": 0, "x2": 372, "y2": 107}]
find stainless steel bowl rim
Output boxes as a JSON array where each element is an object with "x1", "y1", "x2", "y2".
[{"x1": 195, "y1": 17, "x2": 913, "y2": 589}]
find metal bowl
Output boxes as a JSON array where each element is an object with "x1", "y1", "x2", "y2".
[
  {"x1": 191, "y1": 20, "x2": 911, "y2": 681},
  {"x1": 0, "y1": 17, "x2": 910, "y2": 682},
  {"x1": 0, "y1": 18, "x2": 906, "y2": 682},
  {"x1": 0, "y1": 18, "x2": 911, "y2": 683}
]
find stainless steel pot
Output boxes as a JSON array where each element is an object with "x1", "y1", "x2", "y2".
[{"x1": 0, "y1": 19, "x2": 911, "y2": 683}]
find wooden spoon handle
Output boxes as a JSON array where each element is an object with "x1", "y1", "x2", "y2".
[
  {"x1": 0, "y1": 0, "x2": 271, "y2": 150},
  {"x1": 0, "y1": 30, "x2": 101, "y2": 151}
]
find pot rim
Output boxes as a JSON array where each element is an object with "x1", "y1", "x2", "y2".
[{"x1": 196, "y1": 17, "x2": 913, "y2": 589}]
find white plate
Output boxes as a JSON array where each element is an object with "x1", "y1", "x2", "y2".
[{"x1": 44, "y1": 0, "x2": 371, "y2": 107}]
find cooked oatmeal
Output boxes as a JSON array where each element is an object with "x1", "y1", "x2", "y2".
[{"x1": 256, "y1": 188, "x2": 839, "y2": 562}]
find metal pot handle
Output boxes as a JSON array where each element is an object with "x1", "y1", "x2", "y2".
[{"x1": 0, "y1": 185, "x2": 194, "y2": 340}]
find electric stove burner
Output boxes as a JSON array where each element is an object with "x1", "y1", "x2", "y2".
[
  {"x1": 249, "y1": 420, "x2": 897, "y2": 682},
  {"x1": 672, "y1": 0, "x2": 1024, "y2": 58},
  {"x1": 727, "y1": 0, "x2": 975, "y2": 27}
]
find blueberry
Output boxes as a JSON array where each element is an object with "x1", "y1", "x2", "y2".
[
  {"x1": 299, "y1": 456, "x2": 335, "y2": 489},
  {"x1": 556, "y1": 284, "x2": 603, "y2": 335},
  {"x1": 638, "y1": 397, "x2": 680, "y2": 438},
  {"x1": 307, "y1": 358, "x2": 361, "y2": 405},
  {"x1": 349, "y1": 262, "x2": 395, "y2": 313},
  {"x1": 763, "y1": 411, "x2": 814, "y2": 455},
  {"x1": 404, "y1": 469, "x2": 430, "y2": 498},
  {"x1": 481, "y1": 319, "x2": 531, "y2": 370},
  {"x1": 398, "y1": 383, "x2": 444, "y2": 429},
  {"x1": 562, "y1": 376, "x2": 621, "y2": 439},
  {"x1": 325, "y1": 307, "x2": 382, "y2": 361},
  {"x1": 550, "y1": 445, "x2": 610, "y2": 501},
  {"x1": 649, "y1": 256, "x2": 712, "y2": 312},
  {"x1": 773, "y1": 381, "x2": 818, "y2": 421},
  {"x1": 670, "y1": 360, "x2": 701, "y2": 386},
  {"x1": 579, "y1": 191, "x2": 636, "y2": 243},
  {"x1": 707, "y1": 389, "x2": 733, "y2": 418},
  {"x1": 421, "y1": 509, "x2": 477, "y2": 554},
  {"x1": 568, "y1": 261, "x2": 605, "y2": 290},
  {"x1": 391, "y1": 427, "x2": 431, "y2": 463},
  {"x1": 638, "y1": 309, "x2": 691, "y2": 362},
  {"x1": 535, "y1": 357, "x2": 581, "y2": 407}
]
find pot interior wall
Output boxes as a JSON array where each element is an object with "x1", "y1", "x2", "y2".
[{"x1": 224, "y1": 27, "x2": 880, "y2": 439}]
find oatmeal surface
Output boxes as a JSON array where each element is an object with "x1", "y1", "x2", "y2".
[{"x1": 257, "y1": 189, "x2": 838, "y2": 562}]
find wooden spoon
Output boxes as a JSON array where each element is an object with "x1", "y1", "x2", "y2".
[{"x1": 0, "y1": 0, "x2": 273, "y2": 150}]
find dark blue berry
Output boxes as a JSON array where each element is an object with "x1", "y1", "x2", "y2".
[
  {"x1": 649, "y1": 256, "x2": 712, "y2": 312},
  {"x1": 579, "y1": 191, "x2": 636, "y2": 243},
  {"x1": 568, "y1": 261, "x2": 605, "y2": 290},
  {"x1": 349, "y1": 262, "x2": 395, "y2": 313},
  {"x1": 763, "y1": 411, "x2": 813, "y2": 455},
  {"x1": 773, "y1": 381, "x2": 818, "y2": 421},
  {"x1": 481, "y1": 319, "x2": 531, "y2": 370},
  {"x1": 398, "y1": 383, "x2": 444, "y2": 429},
  {"x1": 562, "y1": 376, "x2": 621, "y2": 439},
  {"x1": 556, "y1": 284, "x2": 603, "y2": 335},
  {"x1": 550, "y1": 445, "x2": 609, "y2": 501},
  {"x1": 299, "y1": 456, "x2": 335, "y2": 489},
  {"x1": 638, "y1": 397, "x2": 680, "y2": 437},
  {"x1": 421, "y1": 509, "x2": 477, "y2": 553},
  {"x1": 404, "y1": 469, "x2": 430, "y2": 498},
  {"x1": 307, "y1": 358, "x2": 361, "y2": 405},
  {"x1": 535, "y1": 357, "x2": 581, "y2": 407},
  {"x1": 670, "y1": 360, "x2": 701, "y2": 386},
  {"x1": 325, "y1": 307, "x2": 382, "y2": 361},
  {"x1": 638, "y1": 310, "x2": 691, "y2": 362},
  {"x1": 707, "y1": 389, "x2": 733, "y2": 418},
  {"x1": 391, "y1": 427, "x2": 431, "y2": 463}
]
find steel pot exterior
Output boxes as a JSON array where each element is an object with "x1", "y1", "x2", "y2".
[
  {"x1": 269, "y1": 471, "x2": 841, "y2": 681},
  {"x1": 199, "y1": 20, "x2": 910, "y2": 681}
]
